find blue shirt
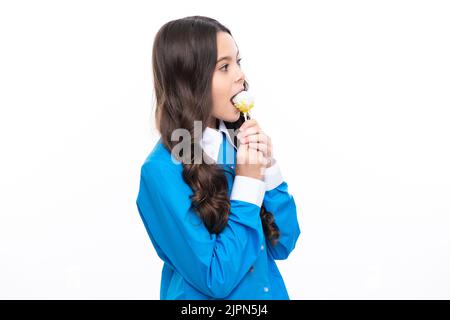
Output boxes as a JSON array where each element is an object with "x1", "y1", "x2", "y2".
[{"x1": 136, "y1": 129, "x2": 301, "y2": 300}]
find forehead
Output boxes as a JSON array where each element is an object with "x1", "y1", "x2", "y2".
[{"x1": 216, "y1": 32, "x2": 238, "y2": 56}]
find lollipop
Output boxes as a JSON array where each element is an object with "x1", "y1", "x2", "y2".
[{"x1": 232, "y1": 90, "x2": 254, "y2": 121}]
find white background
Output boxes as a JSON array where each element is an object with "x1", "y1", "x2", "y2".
[{"x1": 1, "y1": 0, "x2": 449, "y2": 299}]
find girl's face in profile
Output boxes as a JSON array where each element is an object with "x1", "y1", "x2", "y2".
[{"x1": 211, "y1": 32, "x2": 246, "y2": 126}]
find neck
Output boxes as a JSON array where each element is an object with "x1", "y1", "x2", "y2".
[{"x1": 207, "y1": 117, "x2": 219, "y2": 130}]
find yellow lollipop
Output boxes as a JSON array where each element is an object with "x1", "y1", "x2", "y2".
[{"x1": 232, "y1": 91, "x2": 254, "y2": 120}]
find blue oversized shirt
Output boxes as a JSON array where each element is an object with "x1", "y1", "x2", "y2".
[{"x1": 136, "y1": 129, "x2": 301, "y2": 299}]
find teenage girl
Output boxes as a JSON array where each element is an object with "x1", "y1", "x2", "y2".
[{"x1": 136, "y1": 16, "x2": 300, "y2": 300}]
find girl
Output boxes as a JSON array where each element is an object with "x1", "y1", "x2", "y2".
[{"x1": 136, "y1": 16, "x2": 300, "y2": 300}]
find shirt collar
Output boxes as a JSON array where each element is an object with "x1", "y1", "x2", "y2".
[{"x1": 200, "y1": 120, "x2": 237, "y2": 162}]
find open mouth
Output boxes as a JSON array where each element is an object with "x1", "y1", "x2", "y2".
[{"x1": 230, "y1": 90, "x2": 244, "y2": 104}]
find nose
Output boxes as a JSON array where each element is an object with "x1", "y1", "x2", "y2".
[{"x1": 235, "y1": 68, "x2": 245, "y2": 85}]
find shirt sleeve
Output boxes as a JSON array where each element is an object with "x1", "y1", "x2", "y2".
[
  {"x1": 136, "y1": 161, "x2": 267, "y2": 299},
  {"x1": 263, "y1": 160, "x2": 284, "y2": 191},
  {"x1": 262, "y1": 163, "x2": 301, "y2": 260}
]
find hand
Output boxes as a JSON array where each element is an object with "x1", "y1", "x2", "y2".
[
  {"x1": 235, "y1": 142, "x2": 267, "y2": 181},
  {"x1": 237, "y1": 119, "x2": 275, "y2": 168}
]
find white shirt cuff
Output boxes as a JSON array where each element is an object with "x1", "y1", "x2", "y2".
[
  {"x1": 264, "y1": 160, "x2": 284, "y2": 191},
  {"x1": 230, "y1": 175, "x2": 266, "y2": 207}
]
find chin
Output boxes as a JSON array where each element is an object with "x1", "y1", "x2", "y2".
[
  {"x1": 218, "y1": 114, "x2": 238, "y2": 123},
  {"x1": 224, "y1": 112, "x2": 241, "y2": 123}
]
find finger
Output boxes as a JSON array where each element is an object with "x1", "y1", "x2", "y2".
[
  {"x1": 239, "y1": 119, "x2": 258, "y2": 132},
  {"x1": 236, "y1": 143, "x2": 248, "y2": 165},
  {"x1": 267, "y1": 145, "x2": 273, "y2": 159},
  {"x1": 267, "y1": 139, "x2": 273, "y2": 159},
  {"x1": 266, "y1": 135, "x2": 273, "y2": 159},
  {"x1": 247, "y1": 147, "x2": 266, "y2": 166},
  {"x1": 257, "y1": 150, "x2": 268, "y2": 169},
  {"x1": 247, "y1": 146, "x2": 259, "y2": 165},
  {"x1": 244, "y1": 134, "x2": 272, "y2": 160},
  {"x1": 242, "y1": 133, "x2": 268, "y2": 144},
  {"x1": 238, "y1": 126, "x2": 262, "y2": 139},
  {"x1": 248, "y1": 142, "x2": 268, "y2": 157}
]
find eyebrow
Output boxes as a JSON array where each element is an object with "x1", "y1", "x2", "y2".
[{"x1": 216, "y1": 50, "x2": 240, "y2": 64}]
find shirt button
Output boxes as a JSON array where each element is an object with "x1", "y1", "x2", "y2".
[
  {"x1": 249, "y1": 266, "x2": 254, "y2": 273},
  {"x1": 263, "y1": 287, "x2": 269, "y2": 293},
  {"x1": 260, "y1": 245, "x2": 265, "y2": 251}
]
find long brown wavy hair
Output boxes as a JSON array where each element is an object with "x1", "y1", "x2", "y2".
[{"x1": 151, "y1": 16, "x2": 280, "y2": 246}]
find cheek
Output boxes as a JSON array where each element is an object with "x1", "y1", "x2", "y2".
[{"x1": 212, "y1": 75, "x2": 230, "y2": 105}]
